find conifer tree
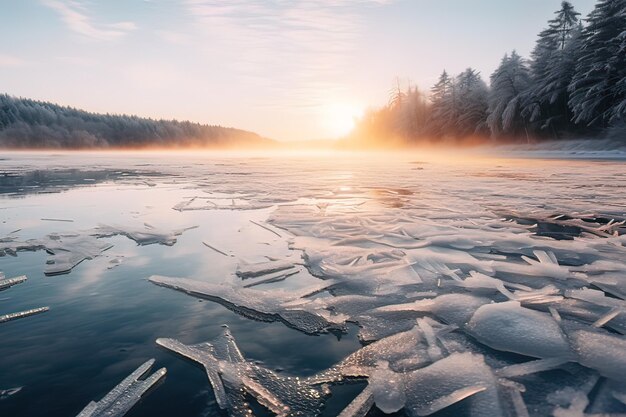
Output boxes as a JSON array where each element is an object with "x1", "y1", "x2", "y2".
[
  {"x1": 569, "y1": 0, "x2": 626, "y2": 128},
  {"x1": 488, "y1": 51, "x2": 531, "y2": 138}
]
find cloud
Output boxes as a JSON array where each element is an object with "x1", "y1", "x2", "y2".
[
  {"x1": 155, "y1": 30, "x2": 191, "y2": 45},
  {"x1": 41, "y1": 0, "x2": 136, "y2": 41},
  {"x1": 183, "y1": 0, "x2": 392, "y2": 108},
  {"x1": 55, "y1": 55, "x2": 96, "y2": 66},
  {"x1": 0, "y1": 54, "x2": 27, "y2": 67},
  {"x1": 122, "y1": 62, "x2": 183, "y2": 89}
]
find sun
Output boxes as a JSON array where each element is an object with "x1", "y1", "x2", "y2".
[{"x1": 322, "y1": 103, "x2": 364, "y2": 138}]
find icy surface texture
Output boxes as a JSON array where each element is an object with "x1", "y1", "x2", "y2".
[
  {"x1": 466, "y1": 301, "x2": 572, "y2": 359},
  {"x1": 149, "y1": 156, "x2": 626, "y2": 416},
  {"x1": 76, "y1": 359, "x2": 166, "y2": 417},
  {"x1": 2, "y1": 154, "x2": 626, "y2": 416},
  {"x1": 157, "y1": 327, "x2": 505, "y2": 417}
]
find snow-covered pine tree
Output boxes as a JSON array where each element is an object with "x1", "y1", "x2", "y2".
[
  {"x1": 403, "y1": 86, "x2": 429, "y2": 139},
  {"x1": 428, "y1": 70, "x2": 454, "y2": 138},
  {"x1": 550, "y1": 1, "x2": 581, "y2": 49},
  {"x1": 615, "y1": 21, "x2": 626, "y2": 122},
  {"x1": 487, "y1": 51, "x2": 531, "y2": 139},
  {"x1": 455, "y1": 68, "x2": 489, "y2": 137},
  {"x1": 388, "y1": 78, "x2": 411, "y2": 139},
  {"x1": 568, "y1": 0, "x2": 626, "y2": 129},
  {"x1": 523, "y1": 1, "x2": 581, "y2": 136}
]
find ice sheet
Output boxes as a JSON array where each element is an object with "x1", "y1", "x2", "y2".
[{"x1": 2, "y1": 153, "x2": 626, "y2": 416}]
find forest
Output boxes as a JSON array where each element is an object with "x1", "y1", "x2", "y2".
[
  {"x1": 0, "y1": 94, "x2": 269, "y2": 149},
  {"x1": 350, "y1": 0, "x2": 626, "y2": 145}
]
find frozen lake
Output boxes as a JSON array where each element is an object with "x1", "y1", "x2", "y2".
[{"x1": 1, "y1": 150, "x2": 625, "y2": 417}]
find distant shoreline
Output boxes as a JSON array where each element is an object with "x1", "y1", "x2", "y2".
[{"x1": 1, "y1": 139, "x2": 625, "y2": 162}]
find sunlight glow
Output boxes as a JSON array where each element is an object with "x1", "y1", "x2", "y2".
[{"x1": 321, "y1": 103, "x2": 364, "y2": 138}]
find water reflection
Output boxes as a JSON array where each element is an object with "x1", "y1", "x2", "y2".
[{"x1": 0, "y1": 168, "x2": 171, "y2": 197}]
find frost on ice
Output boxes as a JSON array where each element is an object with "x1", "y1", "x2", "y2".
[{"x1": 76, "y1": 359, "x2": 166, "y2": 417}]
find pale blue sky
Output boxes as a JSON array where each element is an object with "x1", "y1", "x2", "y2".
[{"x1": 0, "y1": 0, "x2": 596, "y2": 141}]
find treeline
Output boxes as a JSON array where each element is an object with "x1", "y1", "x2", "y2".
[
  {"x1": 0, "y1": 94, "x2": 270, "y2": 149},
  {"x1": 351, "y1": 0, "x2": 626, "y2": 145}
]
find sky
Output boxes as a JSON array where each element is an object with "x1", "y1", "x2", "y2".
[{"x1": 0, "y1": 0, "x2": 597, "y2": 141}]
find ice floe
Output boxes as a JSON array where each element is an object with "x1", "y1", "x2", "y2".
[
  {"x1": 0, "y1": 273, "x2": 27, "y2": 291},
  {"x1": 0, "y1": 223, "x2": 196, "y2": 275},
  {"x1": 92, "y1": 224, "x2": 198, "y2": 246},
  {"x1": 157, "y1": 327, "x2": 330, "y2": 417},
  {"x1": 150, "y1": 275, "x2": 342, "y2": 334},
  {"x1": 0, "y1": 272, "x2": 49, "y2": 324},
  {"x1": 0, "y1": 387, "x2": 22, "y2": 400},
  {"x1": 0, "y1": 306, "x2": 49, "y2": 324},
  {"x1": 76, "y1": 359, "x2": 166, "y2": 417}
]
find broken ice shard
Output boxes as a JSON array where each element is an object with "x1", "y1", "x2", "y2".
[
  {"x1": 495, "y1": 357, "x2": 570, "y2": 378},
  {"x1": 0, "y1": 274, "x2": 27, "y2": 291},
  {"x1": 403, "y1": 353, "x2": 501, "y2": 417},
  {"x1": 568, "y1": 329, "x2": 626, "y2": 382},
  {"x1": 236, "y1": 259, "x2": 295, "y2": 279},
  {"x1": 43, "y1": 234, "x2": 113, "y2": 276},
  {"x1": 370, "y1": 361, "x2": 406, "y2": 413},
  {"x1": 2, "y1": 222, "x2": 196, "y2": 275},
  {"x1": 0, "y1": 386, "x2": 22, "y2": 400},
  {"x1": 92, "y1": 224, "x2": 197, "y2": 246},
  {"x1": 466, "y1": 301, "x2": 572, "y2": 359},
  {"x1": 0, "y1": 306, "x2": 49, "y2": 324},
  {"x1": 156, "y1": 338, "x2": 229, "y2": 409},
  {"x1": 76, "y1": 359, "x2": 166, "y2": 417},
  {"x1": 338, "y1": 386, "x2": 374, "y2": 417},
  {"x1": 157, "y1": 327, "x2": 329, "y2": 417},
  {"x1": 0, "y1": 233, "x2": 113, "y2": 276},
  {"x1": 149, "y1": 274, "x2": 341, "y2": 334}
]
